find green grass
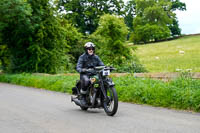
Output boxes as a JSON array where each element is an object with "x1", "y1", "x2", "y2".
[
  {"x1": 1, "y1": 73, "x2": 200, "y2": 112},
  {"x1": 0, "y1": 73, "x2": 79, "y2": 93},
  {"x1": 135, "y1": 35, "x2": 200, "y2": 72},
  {"x1": 114, "y1": 75, "x2": 200, "y2": 111}
]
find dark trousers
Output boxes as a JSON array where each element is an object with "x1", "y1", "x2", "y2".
[{"x1": 80, "y1": 74, "x2": 90, "y2": 91}]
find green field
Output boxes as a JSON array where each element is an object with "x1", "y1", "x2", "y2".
[{"x1": 135, "y1": 35, "x2": 200, "y2": 72}]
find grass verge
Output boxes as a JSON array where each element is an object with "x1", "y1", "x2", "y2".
[
  {"x1": 0, "y1": 73, "x2": 200, "y2": 112},
  {"x1": 0, "y1": 73, "x2": 78, "y2": 93}
]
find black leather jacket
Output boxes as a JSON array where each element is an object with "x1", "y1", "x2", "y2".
[{"x1": 76, "y1": 53, "x2": 104, "y2": 73}]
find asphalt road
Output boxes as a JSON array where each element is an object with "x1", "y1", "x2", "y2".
[{"x1": 0, "y1": 83, "x2": 200, "y2": 133}]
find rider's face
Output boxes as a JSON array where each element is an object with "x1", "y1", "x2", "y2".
[{"x1": 87, "y1": 48, "x2": 94, "y2": 55}]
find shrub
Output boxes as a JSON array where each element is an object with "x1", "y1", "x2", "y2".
[{"x1": 114, "y1": 59, "x2": 147, "y2": 73}]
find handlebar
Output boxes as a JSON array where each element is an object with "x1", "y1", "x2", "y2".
[
  {"x1": 95, "y1": 66, "x2": 116, "y2": 71},
  {"x1": 83, "y1": 66, "x2": 116, "y2": 74},
  {"x1": 85, "y1": 68, "x2": 95, "y2": 73}
]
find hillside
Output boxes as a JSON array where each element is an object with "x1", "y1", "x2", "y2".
[{"x1": 135, "y1": 35, "x2": 200, "y2": 72}]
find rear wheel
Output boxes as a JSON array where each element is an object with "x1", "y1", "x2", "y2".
[
  {"x1": 79, "y1": 95, "x2": 88, "y2": 111},
  {"x1": 80, "y1": 106, "x2": 88, "y2": 111},
  {"x1": 103, "y1": 87, "x2": 118, "y2": 116}
]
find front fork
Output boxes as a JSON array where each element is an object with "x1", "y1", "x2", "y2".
[
  {"x1": 100, "y1": 78, "x2": 107, "y2": 99},
  {"x1": 100, "y1": 77, "x2": 115, "y2": 102}
]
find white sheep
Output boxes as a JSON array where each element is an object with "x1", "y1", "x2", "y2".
[{"x1": 179, "y1": 50, "x2": 185, "y2": 54}]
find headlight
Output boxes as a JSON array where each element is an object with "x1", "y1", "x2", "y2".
[{"x1": 90, "y1": 78, "x2": 96, "y2": 83}]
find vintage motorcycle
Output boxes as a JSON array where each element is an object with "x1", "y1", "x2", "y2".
[{"x1": 71, "y1": 66, "x2": 118, "y2": 116}]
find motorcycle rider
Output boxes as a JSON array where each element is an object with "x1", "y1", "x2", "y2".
[{"x1": 76, "y1": 42, "x2": 104, "y2": 106}]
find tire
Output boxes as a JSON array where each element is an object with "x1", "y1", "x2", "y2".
[
  {"x1": 80, "y1": 106, "x2": 88, "y2": 111},
  {"x1": 103, "y1": 87, "x2": 118, "y2": 116}
]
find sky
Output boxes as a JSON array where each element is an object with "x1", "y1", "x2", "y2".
[
  {"x1": 175, "y1": 0, "x2": 200, "y2": 34},
  {"x1": 124, "y1": 0, "x2": 200, "y2": 34}
]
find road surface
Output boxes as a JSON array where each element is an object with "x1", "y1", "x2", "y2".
[{"x1": 0, "y1": 83, "x2": 200, "y2": 133}]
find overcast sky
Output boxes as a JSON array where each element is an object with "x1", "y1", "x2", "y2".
[
  {"x1": 175, "y1": 0, "x2": 200, "y2": 34},
  {"x1": 124, "y1": 0, "x2": 200, "y2": 34}
]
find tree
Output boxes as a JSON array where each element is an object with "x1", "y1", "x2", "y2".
[
  {"x1": 0, "y1": 41, "x2": 10, "y2": 71},
  {"x1": 0, "y1": 0, "x2": 34, "y2": 72},
  {"x1": 171, "y1": 0, "x2": 186, "y2": 11},
  {"x1": 0, "y1": 0, "x2": 71, "y2": 73},
  {"x1": 90, "y1": 14, "x2": 130, "y2": 65},
  {"x1": 132, "y1": 0, "x2": 173, "y2": 44},
  {"x1": 58, "y1": 0, "x2": 125, "y2": 34},
  {"x1": 132, "y1": 24, "x2": 170, "y2": 43},
  {"x1": 168, "y1": 18, "x2": 181, "y2": 36},
  {"x1": 169, "y1": 0, "x2": 186, "y2": 36},
  {"x1": 124, "y1": 0, "x2": 136, "y2": 32},
  {"x1": 60, "y1": 19, "x2": 84, "y2": 64},
  {"x1": 89, "y1": 14, "x2": 146, "y2": 72},
  {"x1": 26, "y1": 0, "x2": 70, "y2": 73}
]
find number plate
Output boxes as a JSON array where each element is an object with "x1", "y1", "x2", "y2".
[{"x1": 103, "y1": 70, "x2": 110, "y2": 76}]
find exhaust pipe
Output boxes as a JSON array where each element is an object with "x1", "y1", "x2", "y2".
[{"x1": 71, "y1": 96, "x2": 82, "y2": 106}]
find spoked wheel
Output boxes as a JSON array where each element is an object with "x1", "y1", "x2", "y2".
[
  {"x1": 103, "y1": 87, "x2": 118, "y2": 116},
  {"x1": 79, "y1": 97, "x2": 88, "y2": 111},
  {"x1": 77, "y1": 95, "x2": 88, "y2": 111},
  {"x1": 80, "y1": 106, "x2": 88, "y2": 111}
]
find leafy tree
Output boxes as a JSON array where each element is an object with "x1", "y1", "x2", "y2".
[
  {"x1": 0, "y1": 0, "x2": 34, "y2": 72},
  {"x1": 132, "y1": 0, "x2": 173, "y2": 44},
  {"x1": 0, "y1": 43, "x2": 10, "y2": 71},
  {"x1": 124, "y1": 0, "x2": 136, "y2": 32},
  {"x1": 124, "y1": 0, "x2": 186, "y2": 38},
  {"x1": 58, "y1": 0, "x2": 125, "y2": 34},
  {"x1": 90, "y1": 14, "x2": 146, "y2": 72},
  {"x1": 90, "y1": 14, "x2": 130, "y2": 65},
  {"x1": 168, "y1": 18, "x2": 181, "y2": 36},
  {"x1": 132, "y1": 24, "x2": 170, "y2": 43},
  {"x1": 171, "y1": 0, "x2": 186, "y2": 11},
  {"x1": 169, "y1": 0, "x2": 186, "y2": 36},
  {"x1": 26, "y1": 0, "x2": 70, "y2": 73},
  {"x1": 0, "y1": 0, "x2": 71, "y2": 73},
  {"x1": 60, "y1": 19, "x2": 84, "y2": 64}
]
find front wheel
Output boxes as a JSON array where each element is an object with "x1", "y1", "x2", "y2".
[{"x1": 103, "y1": 87, "x2": 118, "y2": 116}]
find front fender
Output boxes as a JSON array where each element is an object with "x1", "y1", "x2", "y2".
[{"x1": 104, "y1": 78, "x2": 115, "y2": 87}]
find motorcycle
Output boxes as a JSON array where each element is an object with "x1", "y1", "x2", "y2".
[{"x1": 71, "y1": 66, "x2": 118, "y2": 116}]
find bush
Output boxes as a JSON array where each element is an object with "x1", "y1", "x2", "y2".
[{"x1": 115, "y1": 60, "x2": 147, "y2": 73}]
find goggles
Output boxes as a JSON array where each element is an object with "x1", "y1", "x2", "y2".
[{"x1": 87, "y1": 48, "x2": 94, "y2": 51}]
